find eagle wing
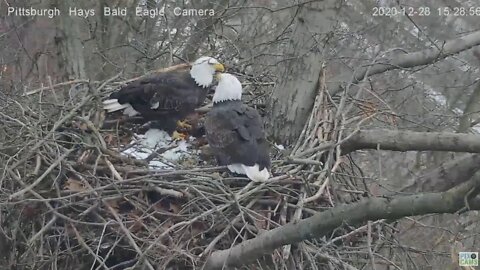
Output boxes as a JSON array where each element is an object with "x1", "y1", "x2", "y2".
[
  {"x1": 111, "y1": 70, "x2": 207, "y2": 116},
  {"x1": 205, "y1": 103, "x2": 270, "y2": 169}
]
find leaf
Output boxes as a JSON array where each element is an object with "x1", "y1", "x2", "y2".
[
  {"x1": 104, "y1": 198, "x2": 120, "y2": 211},
  {"x1": 153, "y1": 200, "x2": 181, "y2": 215},
  {"x1": 253, "y1": 208, "x2": 272, "y2": 231},
  {"x1": 104, "y1": 133, "x2": 115, "y2": 146},
  {"x1": 128, "y1": 212, "x2": 146, "y2": 233},
  {"x1": 361, "y1": 101, "x2": 377, "y2": 118},
  {"x1": 21, "y1": 203, "x2": 41, "y2": 219},
  {"x1": 64, "y1": 178, "x2": 87, "y2": 192},
  {"x1": 77, "y1": 150, "x2": 92, "y2": 164},
  {"x1": 169, "y1": 202, "x2": 181, "y2": 214}
]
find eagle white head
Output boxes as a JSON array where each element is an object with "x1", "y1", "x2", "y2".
[
  {"x1": 212, "y1": 73, "x2": 243, "y2": 103},
  {"x1": 190, "y1": 56, "x2": 225, "y2": 88}
]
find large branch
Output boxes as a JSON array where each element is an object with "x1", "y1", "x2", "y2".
[
  {"x1": 204, "y1": 179, "x2": 480, "y2": 269},
  {"x1": 402, "y1": 154, "x2": 480, "y2": 193},
  {"x1": 458, "y1": 81, "x2": 480, "y2": 133},
  {"x1": 342, "y1": 129, "x2": 480, "y2": 154},
  {"x1": 329, "y1": 30, "x2": 480, "y2": 95}
]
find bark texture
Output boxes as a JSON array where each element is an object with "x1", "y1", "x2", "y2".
[
  {"x1": 55, "y1": 0, "x2": 87, "y2": 79},
  {"x1": 342, "y1": 129, "x2": 480, "y2": 154},
  {"x1": 328, "y1": 30, "x2": 480, "y2": 96},
  {"x1": 401, "y1": 154, "x2": 480, "y2": 193},
  {"x1": 458, "y1": 81, "x2": 480, "y2": 132},
  {"x1": 268, "y1": 0, "x2": 340, "y2": 144},
  {"x1": 204, "y1": 178, "x2": 480, "y2": 269}
]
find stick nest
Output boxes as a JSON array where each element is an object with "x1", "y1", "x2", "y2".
[{"x1": 0, "y1": 71, "x2": 366, "y2": 270}]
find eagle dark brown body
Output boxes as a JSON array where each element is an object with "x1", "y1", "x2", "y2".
[
  {"x1": 205, "y1": 100, "x2": 271, "y2": 175},
  {"x1": 109, "y1": 69, "x2": 210, "y2": 132},
  {"x1": 103, "y1": 57, "x2": 224, "y2": 134}
]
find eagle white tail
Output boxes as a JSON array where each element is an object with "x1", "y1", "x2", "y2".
[
  {"x1": 103, "y1": 99, "x2": 128, "y2": 112},
  {"x1": 227, "y1": 163, "x2": 270, "y2": 182},
  {"x1": 102, "y1": 99, "x2": 140, "y2": 116}
]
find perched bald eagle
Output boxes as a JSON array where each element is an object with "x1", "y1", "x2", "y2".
[
  {"x1": 205, "y1": 73, "x2": 271, "y2": 182},
  {"x1": 103, "y1": 56, "x2": 225, "y2": 136}
]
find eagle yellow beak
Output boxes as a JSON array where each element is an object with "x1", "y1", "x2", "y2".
[
  {"x1": 215, "y1": 73, "x2": 223, "y2": 81},
  {"x1": 213, "y1": 63, "x2": 225, "y2": 72}
]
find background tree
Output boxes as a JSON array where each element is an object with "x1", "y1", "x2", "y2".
[{"x1": 1, "y1": 0, "x2": 480, "y2": 269}]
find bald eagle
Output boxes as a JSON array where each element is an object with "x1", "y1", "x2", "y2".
[
  {"x1": 204, "y1": 73, "x2": 271, "y2": 182},
  {"x1": 103, "y1": 56, "x2": 225, "y2": 136}
]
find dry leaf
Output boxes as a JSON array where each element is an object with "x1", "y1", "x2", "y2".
[
  {"x1": 253, "y1": 209, "x2": 272, "y2": 231},
  {"x1": 104, "y1": 198, "x2": 121, "y2": 212},
  {"x1": 77, "y1": 149, "x2": 93, "y2": 164},
  {"x1": 104, "y1": 133, "x2": 115, "y2": 146},
  {"x1": 361, "y1": 101, "x2": 377, "y2": 118},
  {"x1": 169, "y1": 201, "x2": 181, "y2": 214},
  {"x1": 21, "y1": 203, "x2": 41, "y2": 219},
  {"x1": 64, "y1": 178, "x2": 87, "y2": 192},
  {"x1": 128, "y1": 213, "x2": 146, "y2": 233}
]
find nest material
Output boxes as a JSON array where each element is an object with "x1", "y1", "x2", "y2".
[{"x1": 0, "y1": 70, "x2": 370, "y2": 270}]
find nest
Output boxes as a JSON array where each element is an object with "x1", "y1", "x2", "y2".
[{"x1": 0, "y1": 69, "x2": 370, "y2": 270}]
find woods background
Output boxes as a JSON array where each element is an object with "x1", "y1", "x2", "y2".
[{"x1": 1, "y1": 0, "x2": 480, "y2": 269}]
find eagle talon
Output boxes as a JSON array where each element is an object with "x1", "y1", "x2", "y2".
[
  {"x1": 176, "y1": 120, "x2": 192, "y2": 130},
  {"x1": 172, "y1": 131, "x2": 188, "y2": 141}
]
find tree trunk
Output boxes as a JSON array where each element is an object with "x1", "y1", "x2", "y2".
[
  {"x1": 268, "y1": 0, "x2": 340, "y2": 144},
  {"x1": 179, "y1": 0, "x2": 228, "y2": 61},
  {"x1": 458, "y1": 81, "x2": 480, "y2": 132},
  {"x1": 55, "y1": 0, "x2": 87, "y2": 80}
]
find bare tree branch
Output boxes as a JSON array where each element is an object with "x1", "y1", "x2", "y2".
[
  {"x1": 179, "y1": 0, "x2": 228, "y2": 61},
  {"x1": 204, "y1": 178, "x2": 480, "y2": 269},
  {"x1": 402, "y1": 154, "x2": 480, "y2": 193},
  {"x1": 342, "y1": 129, "x2": 480, "y2": 154},
  {"x1": 329, "y1": 30, "x2": 480, "y2": 96}
]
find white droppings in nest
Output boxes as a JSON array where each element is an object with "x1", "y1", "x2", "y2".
[{"x1": 121, "y1": 129, "x2": 196, "y2": 169}]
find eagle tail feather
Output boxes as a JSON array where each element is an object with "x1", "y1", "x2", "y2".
[
  {"x1": 243, "y1": 164, "x2": 270, "y2": 182},
  {"x1": 103, "y1": 99, "x2": 129, "y2": 112},
  {"x1": 227, "y1": 163, "x2": 270, "y2": 182}
]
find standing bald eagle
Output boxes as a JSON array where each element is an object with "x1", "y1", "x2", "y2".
[
  {"x1": 205, "y1": 73, "x2": 271, "y2": 182},
  {"x1": 103, "y1": 56, "x2": 225, "y2": 136}
]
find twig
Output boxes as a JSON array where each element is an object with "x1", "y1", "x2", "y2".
[
  {"x1": 8, "y1": 94, "x2": 93, "y2": 172},
  {"x1": 293, "y1": 142, "x2": 335, "y2": 158},
  {"x1": 104, "y1": 203, "x2": 156, "y2": 270},
  {"x1": 147, "y1": 184, "x2": 186, "y2": 199},
  {"x1": 201, "y1": 200, "x2": 257, "y2": 258},
  {"x1": 70, "y1": 223, "x2": 110, "y2": 269},
  {"x1": 22, "y1": 79, "x2": 91, "y2": 96},
  {"x1": 9, "y1": 149, "x2": 73, "y2": 200},
  {"x1": 76, "y1": 117, "x2": 107, "y2": 149},
  {"x1": 101, "y1": 148, "x2": 148, "y2": 167},
  {"x1": 283, "y1": 187, "x2": 306, "y2": 261},
  {"x1": 367, "y1": 221, "x2": 377, "y2": 270},
  {"x1": 27, "y1": 215, "x2": 57, "y2": 245},
  {"x1": 32, "y1": 154, "x2": 41, "y2": 176},
  {"x1": 286, "y1": 157, "x2": 324, "y2": 166},
  {"x1": 204, "y1": 186, "x2": 479, "y2": 269},
  {"x1": 105, "y1": 157, "x2": 124, "y2": 181},
  {"x1": 303, "y1": 157, "x2": 342, "y2": 203}
]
